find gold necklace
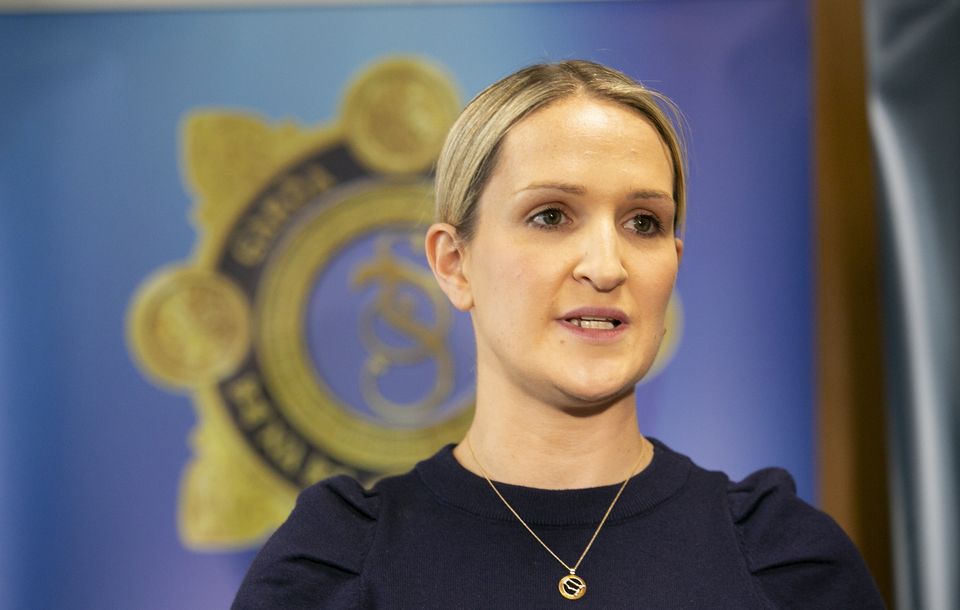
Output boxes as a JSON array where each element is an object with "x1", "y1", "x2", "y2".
[{"x1": 466, "y1": 437, "x2": 647, "y2": 601}]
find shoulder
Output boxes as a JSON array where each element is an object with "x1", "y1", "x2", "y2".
[
  {"x1": 727, "y1": 468, "x2": 885, "y2": 609},
  {"x1": 231, "y1": 475, "x2": 381, "y2": 609}
]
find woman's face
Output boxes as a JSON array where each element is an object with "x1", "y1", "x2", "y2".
[{"x1": 460, "y1": 94, "x2": 682, "y2": 409}]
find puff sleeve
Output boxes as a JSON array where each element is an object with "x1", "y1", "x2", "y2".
[
  {"x1": 728, "y1": 468, "x2": 885, "y2": 609},
  {"x1": 232, "y1": 475, "x2": 379, "y2": 609}
]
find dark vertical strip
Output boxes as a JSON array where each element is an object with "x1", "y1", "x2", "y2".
[
  {"x1": 865, "y1": 2, "x2": 960, "y2": 609},
  {"x1": 812, "y1": 0, "x2": 892, "y2": 604}
]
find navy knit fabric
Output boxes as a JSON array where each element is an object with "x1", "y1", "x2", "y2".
[{"x1": 233, "y1": 439, "x2": 884, "y2": 608}]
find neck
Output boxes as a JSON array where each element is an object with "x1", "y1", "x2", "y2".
[{"x1": 454, "y1": 379, "x2": 649, "y2": 489}]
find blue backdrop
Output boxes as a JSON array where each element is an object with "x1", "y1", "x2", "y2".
[{"x1": 0, "y1": 1, "x2": 811, "y2": 608}]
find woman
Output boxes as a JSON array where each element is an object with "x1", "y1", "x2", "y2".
[{"x1": 233, "y1": 60, "x2": 883, "y2": 608}]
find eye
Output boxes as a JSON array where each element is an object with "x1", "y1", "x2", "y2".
[
  {"x1": 529, "y1": 207, "x2": 568, "y2": 228},
  {"x1": 626, "y1": 213, "x2": 663, "y2": 235}
]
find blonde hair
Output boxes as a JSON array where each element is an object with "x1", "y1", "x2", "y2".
[{"x1": 435, "y1": 60, "x2": 686, "y2": 242}]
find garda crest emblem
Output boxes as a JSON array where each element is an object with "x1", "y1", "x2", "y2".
[{"x1": 126, "y1": 57, "x2": 475, "y2": 549}]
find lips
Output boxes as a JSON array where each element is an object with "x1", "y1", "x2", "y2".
[
  {"x1": 566, "y1": 316, "x2": 621, "y2": 330},
  {"x1": 559, "y1": 307, "x2": 630, "y2": 334}
]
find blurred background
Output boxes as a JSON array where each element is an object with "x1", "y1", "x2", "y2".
[{"x1": 1, "y1": 1, "x2": 956, "y2": 608}]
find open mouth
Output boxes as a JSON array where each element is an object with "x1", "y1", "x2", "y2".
[{"x1": 565, "y1": 316, "x2": 623, "y2": 330}]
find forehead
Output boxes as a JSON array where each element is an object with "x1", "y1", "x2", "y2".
[{"x1": 492, "y1": 95, "x2": 674, "y2": 190}]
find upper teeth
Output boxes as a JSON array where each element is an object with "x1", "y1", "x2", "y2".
[{"x1": 570, "y1": 317, "x2": 618, "y2": 329}]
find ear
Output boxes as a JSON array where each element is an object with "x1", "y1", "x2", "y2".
[
  {"x1": 425, "y1": 223, "x2": 474, "y2": 311},
  {"x1": 674, "y1": 237, "x2": 684, "y2": 266}
]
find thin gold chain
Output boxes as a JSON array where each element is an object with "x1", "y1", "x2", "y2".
[{"x1": 466, "y1": 437, "x2": 646, "y2": 574}]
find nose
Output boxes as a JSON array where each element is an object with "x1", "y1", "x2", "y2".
[{"x1": 572, "y1": 221, "x2": 627, "y2": 292}]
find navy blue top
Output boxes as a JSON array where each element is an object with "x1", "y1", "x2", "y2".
[{"x1": 233, "y1": 439, "x2": 884, "y2": 608}]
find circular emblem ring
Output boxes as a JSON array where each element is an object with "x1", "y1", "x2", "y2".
[{"x1": 257, "y1": 181, "x2": 473, "y2": 473}]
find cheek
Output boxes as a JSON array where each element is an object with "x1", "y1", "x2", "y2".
[
  {"x1": 507, "y1": 251, "x2": 565, "y2": 311},
  {"x1": 632, "y1": 259, "x2": 678, "y2": 309},
  {"x1": 489, "y1": 247, "x2": 547, "y2": 286},
  {"x1": 479, "y1": 250, "x2": 555, "y2": 324}
]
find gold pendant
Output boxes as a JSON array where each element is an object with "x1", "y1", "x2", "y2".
[{"x1": 559, "y1": 573, "x2": 586, "y2": 600}]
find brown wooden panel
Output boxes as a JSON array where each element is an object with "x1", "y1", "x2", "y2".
[{"x1": 812, "y1": 0, "x2": 892, "y2": 604}]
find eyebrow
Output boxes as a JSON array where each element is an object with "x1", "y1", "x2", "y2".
[{"x1": 515, "y1": 182, "x2": 674, "y2": 202}]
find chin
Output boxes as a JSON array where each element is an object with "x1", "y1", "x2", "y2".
[
  {"x1": 555, "y1": 360, "x2": 651, "y2": 401},
  {"x1": 551, "y1": 377, "x2": 637, "y2": 411}
]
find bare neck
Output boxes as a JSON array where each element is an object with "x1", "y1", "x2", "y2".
[{"x1": 453, "y1": 382, "x2": 650, "y2": 489}]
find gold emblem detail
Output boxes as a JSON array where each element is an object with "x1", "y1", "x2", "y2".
[
  {"x1": 354, "y1": 233, "x2": 454, "y2": 426},
  {"x1": 256, "y1": 182, "x2": 473, "y2": 474},
  {"x1": 342, "y1": 57, "x2": 460, "y2": 175},
  {"x1": 127, "y1": 267, "x2": 250, "y2": 388},
  {"x1": 127, "y1": 56, "x2": 469, "y2": 550},
  {"x1": 559, "y1": 574, "x2": 587, "y2": 600}
]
